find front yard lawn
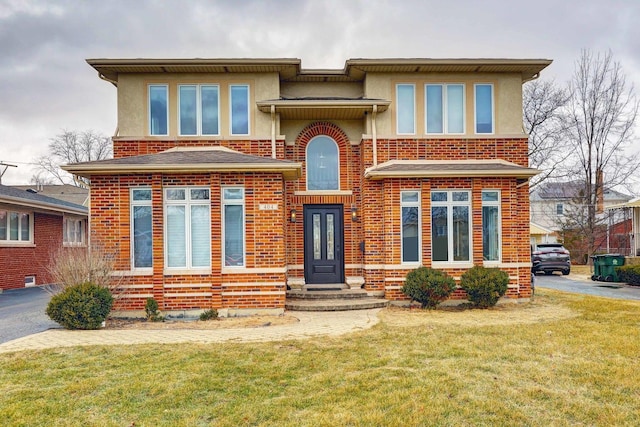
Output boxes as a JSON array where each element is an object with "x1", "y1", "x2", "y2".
[{"x1": 1, "y1": 289, "x2": 639, "y2": 426}]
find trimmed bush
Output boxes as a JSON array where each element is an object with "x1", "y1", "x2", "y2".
[
  {"x1": 145, "y1": 298, "x2": 164, "y2": 322},
  {"x1": 460, "y1": 265, "x2": 509, "y2": 308},
  {"x1": 616, "y1": 265, "x2": 640, "y2": 286},
  {"x1": 200, "y1": 309, "x2": 218, "y2": 321},
  {"x1": 46, "y1": 282, "x2": 114, "y2": 330},
  {"x1": 402, "y1": 267, "x2": 456, "y2": 309}
]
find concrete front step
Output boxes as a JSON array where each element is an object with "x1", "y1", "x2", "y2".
[
  {"x1": 286, "y1": 289, "x2": 369, "y2": 300},
  {"x1": 285, "y1": 297, "x2": 388, "y2": 311}
]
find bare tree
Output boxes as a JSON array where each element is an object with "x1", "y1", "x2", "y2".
[
  {"x1": 33, "y1": 130, "x2": 112, "y2": 188},
  {"x1": 562, "y1": 50, "x2": 639, "y2": 257},
  {"x1": 523, "y1": 79, "x2": 571, "y2": 190}
]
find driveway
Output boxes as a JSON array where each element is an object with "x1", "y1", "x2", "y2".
[
  {"x1": 0, "y1": 287, "x2": 60, "y2": 344},
  {"x1": 535, "y1": 273, "x2": 640, "y2": 301}
]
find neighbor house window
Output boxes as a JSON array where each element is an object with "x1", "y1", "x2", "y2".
[
  {"x1": 131, "y1": 188, "x2": 152, "y2": 269},
  {"x1": 222, "y1": 188, "x2": 245, "y2": 267},
  {"x1": 63, "y1": 217, "x2": 86, "y2": 246},
  {"x1": 164, "y1": 188, "x2": 211, "y2": 269},
  {"x1": 556, "y1": 203, "x2": 564, "y2": 216},
  {"x1": 475, "y1": 84, "x2": 494, "y2": 134},
  {"x1": 306, "y1": 136, "x2": 339, "y2": 190},
  {"x1": 149, "y1": 84, "x2": 168, "y2": 135},
  {"x1": 425, "y1": 84, "x2": 465, "y2": 134},
  {"x1": 401, "y1": 191, "x2": 421, "y2": 263},
  {"x1": 178, "y1": 85, "x2": 220, "y2": 136},
  {"x1": 396, "y1": 84, "x2": 415, "y2": 134},
  {"x1": 431, "y1": 190, "x2": 471, "y2": 262},
  {"x1": 0, "y1": 209, "x2": 32, "y2": 243},
  {"x1": 230, "y1": 85, "x2": 249, "y2": 135},
  {"x1": 482, "y1": 191, "x2": 500, "y2": 261}
]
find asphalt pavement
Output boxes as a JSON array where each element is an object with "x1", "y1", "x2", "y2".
[
  {"x1": 535, "y1": 273, "x2": 640, "y2": 300},
  {"x1": 0, "y1": 287, "x2": 60, "y2": 344}
]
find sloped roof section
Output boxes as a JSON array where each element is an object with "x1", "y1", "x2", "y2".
[
  {"x1": 0, "y1": 184, "x2": 88, "y2": 215},
  {"x1": 62, "y1": 146, "x2": 302, "y2": 180},
  {"x1": 365, "y1": 160, "x2": 539, "y2": 180},
  {"x1": 532, "y1": 181, "x2": 632, "y2": 202},
  {"x1": 12, "y1": 184, "x2": 89, "y2": 207}
]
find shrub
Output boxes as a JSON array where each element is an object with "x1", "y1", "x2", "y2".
[
  {"x1": 200, "y1": 309, "x2": 219, "y2": 321},
  {"x1": 145, "y1": 298, "x2": 164, "y2": 322},
  {"x1": 460, "y1": 265, "x2": 509, "y2": 308},
  {"x1": 46, "y1": 282, "x2": 114, "y2": 330},
  {"x1": 616, "y1": 264, "x2": 640, "y2": 286},
  {"x1": 402, "y1": 267, "x2": 456, "y2": 309}
]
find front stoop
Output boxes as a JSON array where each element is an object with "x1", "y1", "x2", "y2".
[{"x1": 285, "y1": 288, "x2": 389, "y2": 311}]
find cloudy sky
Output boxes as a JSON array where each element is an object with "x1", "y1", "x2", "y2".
[{"x1": 1, "y1": 0, "x2": 639, "y2": 185}]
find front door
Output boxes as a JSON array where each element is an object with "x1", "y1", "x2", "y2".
[{"x1": 304, "y1": 205, "x2": 344, "y2": 284}]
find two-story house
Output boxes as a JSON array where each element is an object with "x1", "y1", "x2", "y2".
[{"x1": 64, "y1": 57, "x2": 550, "y2": 316}]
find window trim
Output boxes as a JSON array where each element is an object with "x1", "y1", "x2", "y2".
[
  {"x1": 229, "y1": 84, "x2": 250, "y2": 136},
  {"x1": 481, "y1": 190, "x2": 501, "y2": 263},
  {"x1": 178, "y1": 84, "x2": 220, "y2": 136},
  {"x1": 425, "y1": 83, "x2": 466, "y2": 135},
  {"x1": 305, "y1": 135, "x2": 340, "y2": 191},
  {"x1": 474, "y1": 83, "x2": 494, "y2": 134},
  {"x1": 222, "y1": 186, "x2": 246, "y2": 268},
  {"x1": 163, "y1": 187, "x2": 211, "y2": 272},
  {"x1": 0, "y1": 208, "x2": 34, "y2": 246},
  {"x1": 401, "y1": 191, "x2": 421, "y2": 264},
  {"x1": 148, "y1": 84, "x2": 169, "y2": 136},
  {"x1": 130, "y1": 188, "x2": 153, "y2": 272},
  {"x1": 430, "y1": 190, "x2": 472, "y2": 264},
  {"x1": 396, "y1": 83, "x2": 416, "y2": 135},
  {"x1": 62, "y1": 215, "x2": 86, "y2": 247},
  {"x1": 556, "y1": 203, "x2": 564, "y2": 216}
]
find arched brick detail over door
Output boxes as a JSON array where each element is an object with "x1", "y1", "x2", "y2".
[{"x1": 293, "y1": 121, "x2": 352, "y2": 191}]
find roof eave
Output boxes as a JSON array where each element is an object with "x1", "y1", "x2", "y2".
[
  {"x1": 0, "y1": 196, "x2": 88, "y2": 216},
  {"x1": 364, "y1": 170, "x2": 540, "y2": 180}
]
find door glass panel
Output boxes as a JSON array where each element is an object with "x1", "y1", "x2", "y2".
[
  {"x1": 326, "y1": 214, "x2": 334, "y2": 260},
  {"x1": 313, "y1": 214, "x2": 321, "y2": 260}
]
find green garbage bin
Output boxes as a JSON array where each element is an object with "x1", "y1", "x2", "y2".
[
  {"x1": 599, "y1": 254, "x2": 625, "y2": 282},
  {"x1": 590, "y1": 255, "x2": 601, "y2": 281}
]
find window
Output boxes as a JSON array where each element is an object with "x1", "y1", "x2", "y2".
[
  {"x1": 63, "y1": 217, "x2": 86, "y2": 246},
  {"x1": 164, "y1": 188, "x2": 211, "y2": 270},
  {"x1": 222, "y1": 188, "x2": 245, "y2": 267},
  {"x1": 475, "y1": 84, "x2": 494, "y2": 134},
  {"x1": 0, "y1": 209, "x2": 31, "y2": 243},
  {"x1": 149, "y1": 85, "x2": 168, "y2": 135},
  {"x1": 401, "y1": 191, "x2": 420, "y2": 263},
  {"x1": 431, "y1": 191, "x2": 470, "y2": 262},
  {"x1": 131, "y1": 189, "x2": 152, "y2": 269},
  {"x1": 426, "y1": 84, "x2": 465, "y2": 134},
  {"x1": 556, "y1": 203, "x2": 564, "y2": 216},
  {"x1": 179, "y1": 85, "x2": 220, "y2": 136},
  {"x1": 230, "y1": 85, "x2": 249, "y2": 135},
  {"x1": 396, "y1": 84, "x2": 415, "y2": 134},
  {"x1": 482, "y1": 191, "x2": 500, "y2": 261},
  {"x1": 306, "y1": 136, "x2": 339, "y2": 190}
]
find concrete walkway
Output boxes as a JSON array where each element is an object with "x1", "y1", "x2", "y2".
[{"x1": 0, "y1": 309, "x2": 382, "y2": 354}]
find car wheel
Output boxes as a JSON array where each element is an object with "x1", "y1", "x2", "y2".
[{"x1": 562, "y1": 269, "x2": 570, "y2": 276}]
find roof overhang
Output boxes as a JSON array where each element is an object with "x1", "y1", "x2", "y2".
[
  {"x1": 62, "y1": 147, "x2": 302, "y2": 180},
  {"x1": 530, "y1": 222, "x2": 554, "y2": 235},
  {"x1": 257, "y1": 98, "x2": 390, "y2": 120},
  {"x1": 364, "y1": 159, "x2": 540, "y2": 180},
  {"x1": 607, "y1": 197, "x2": 640, "y2": 209},
  {"x1": 0, "y1": 195, "x2": 87, "y2": 216}
]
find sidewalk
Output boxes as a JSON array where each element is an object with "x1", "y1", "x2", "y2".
[{"x1": 0, "y1": 309, "x2": 382, "y2": 354}]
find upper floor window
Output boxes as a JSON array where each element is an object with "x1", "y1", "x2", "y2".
[
  {"x1": 179, "y1": 85, "x2": 220, "y2": 136},
  {"x1": 0, "y1": 209, "x2": 32, "y2": 243},
  {"x1": 396, "y1": 84, "x2": 416, "y2": 134},
  {"x1": 474, "y1": 84, "x2": 494, "y2": 134},
  {"x1": 426, "y1": 84, "x2": 465, "y2": 134},
  {"x1": 230, "y1": 85, "x2": 249, "y2": 135},
  {"x1": 131, "y1": 188, "x2": 152, "y2": 269},
  {"x1": 401, "y1": 191, "x2": 420, "y2": 263},
  {"x1": 431, "y1": 190, "x2": 471, "y2": 262},
  {"x1": 556, "y1": 203, "x2": 564, "y2": 216},
  {"x1": 149, "y1": 85, "x2": 168, "y2": 135},
  {"x1": 482, "y1": 191, "x2": 500, "y2": 261},
  {"x1": 63, "y1": 217, "x2": 86, "y2": 246},
  {"x1": 306, "y1": 136, "x2": 339, "y2": 191}
]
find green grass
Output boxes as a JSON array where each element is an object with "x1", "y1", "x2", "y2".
[{"x1": 1, "y1": 289, "x2": 640, "y2": 426}]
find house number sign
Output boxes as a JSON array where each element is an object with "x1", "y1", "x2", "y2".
[{"x1": 259, "y1": 204, "x2": 278, "y2": 211}]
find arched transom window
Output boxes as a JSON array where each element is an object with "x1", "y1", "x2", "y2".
[{"x1": 306, "y1": 136, "x2": 339, "y2": 190}]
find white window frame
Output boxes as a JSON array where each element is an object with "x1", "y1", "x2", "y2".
[
  {"x1": 229, "y1": 84, "x2": 250, "y2": 136},
  {"x1": 396, "y1": 83, "x2": 416, "y2": 135},
  {"x1": 63, "y1": 216, "x2": 86, "y2": 247},
  {"x1": 0, "y1": 209, "x2": 33, "y2": 246},
  {"x1": 163, "y1": 187, "x2": 211, "y2": 273},
  {"x1": 222, "y1": 187, "x2": 246, "y2": 268},
  {"x1": 178, "y1": 84, "x2": 220, "y2": 136},
  {"x1": 481, "y1": 190, "x2": 501, "y2": 263},
  {"x1": 474, "y1": 83, "x2": 494, "y2": 134},
  {"x1": 431, "y1": 190, "x2": 472, "y2": 264},
  {"x1": 148, "y1": 84, "x2": 169, "y2": 136},
  {"x1": 306, "y1": 135, "x2": 340, "y2": 191},
  {"x1": 401, "y1": 191, "x2": 421, "y2": 264},
  {"x1": 130, "y1": 188, "x2": 153, "y2": 272},
  {"x1": 425, "y1": 83, "x2": 466, "y2": 135}
]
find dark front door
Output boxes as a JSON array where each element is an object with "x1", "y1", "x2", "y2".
[{"x1": 304, "y1": 205, "x2": 344, "y2": 284}]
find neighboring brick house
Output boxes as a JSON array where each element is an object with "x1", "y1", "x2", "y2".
[
  {"x1": 64, "y1": 57, "x2": 550, "y2": 315},
  {"x1": 0, "y1": 185, "x2": 88, "y2": 290}
]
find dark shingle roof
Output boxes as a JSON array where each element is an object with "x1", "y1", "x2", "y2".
[
  {"x1": 12, "y1": 184, "x2": 88, "y2": 207},
  {"x1": 0, "y1": 184, "x2": 88, "y2": 215}
]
